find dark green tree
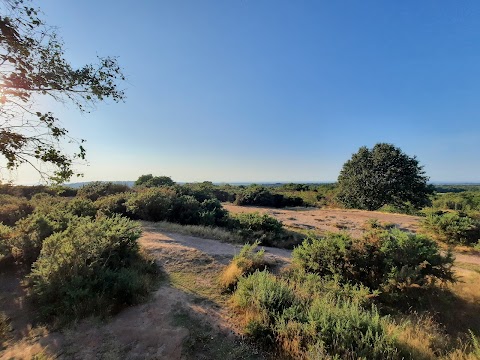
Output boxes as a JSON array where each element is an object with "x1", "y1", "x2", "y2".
[
  {"x1": 134, "y1": 174, "x2": 175, "y2": 188},
  {"x1": 337, "y1": 143, "x2": 432, "y2": 210},
  {"x1": 0, "y1": 0, "x2": 126, "y2": 182}
]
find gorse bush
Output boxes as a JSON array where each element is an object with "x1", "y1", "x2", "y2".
[
  {"x1": 422, "y1": 210, "x2": 480, "y2": 245},
  {"x1": 77, "y1": 181, "x2": 130, "y2": 201},
  {"x1": 220, "y1": 241, "x2": 266, "y2": 290},
  {"x1": 94, "y1": 192, "x2": 132, "y2": 217},
  {"x1": 125, "y1": 187, "x2": 176, "y2": 221},
  {"x1": 28, "y1": 215, "x2": 157, "y2": 321},
  {"x1": 292, "y1": 229, "x2": 455, "y2": 294},
  {"x1": 229, "y1": 212, "x2": 284, "y2": 245},
  {"x1": 234, "y1": 185, "x2": 304, "y2": 208},
  {"x1": 0, "y1": 194, "x2": 33, "y2": 226}
]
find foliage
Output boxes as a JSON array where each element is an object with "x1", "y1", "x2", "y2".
[
  {"x1": 77, "y1": 181, "x2": 130, "y2": 201},
  {"x1": 220, "y1": 241, "x2": 266, "y2": 290},
  {"x1": 229, "y1": 212, "x2": 284, "y2": 245},
  {"x1": 94, "y1": 192, "x2": 132, "y2": 217},
  {"x1": 421, "y1": 210, "x2": 480, "y2": 245},
  {"x1": 0, "y1": 184, "x2": 76, "y2": 198},
  {"x1": 232, "y1": 270, "x2": 405, "y2": 359},
  {"x1": 28, "y1": 215, "x2": 157, "y2": 321},
  {"x1": 292, "y1": 229, "x2": 455, "y2": 294},
  {"x1": 337, "y1": 143, "x2": 433, "y2": 211},
  {"x1": 7, "y1": 196, "x2": 96, "y2": 264},
  {"x1": 125, "y1": 187, "x2": 176, "y2": 221},
  {"x1": 431, "y1": 191, "x2": 480, "y2": 212},
  {"x1": 0, "y1": 194, "x2": 33, "y2": 225},
  {"x1": 134, "y1": 174, "x2": 175, "y2": 188},
  {"x1": 235, "y1": 185, "x2": 304, "y2": 208},
  {"x1": 0, "y1": 0, "x2": 126, "y2": 182}
]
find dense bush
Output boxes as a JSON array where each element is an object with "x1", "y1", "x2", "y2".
[
  {"x1": 229, "y1": 212, "x2": 284, "y2": 245},
  {"x1": 8, "y1": 197, "x2": 97, "y2": 264},
  {"x1": 233, "y1": 270, "x2": 405, "y2": 359},
  {"x1": 28, "y1": 215, "x2": 157, "y2": 320},
  {"x1": 0, "y1": 194, "x2": 33, "y2": 226},
  {"x1": 431, "y1": 191, "x2": 480, "y2": 212},
  {"x1": 421, "y1": 210, "x2": 480, "y2": 245},
  {"x1": 94, "y1": 192, "x2": 132, "y2": 217},
  {"x1": 125, "y1": 187, "x2": 176, "y2": 221},
  {"x1": 220, "y1": 241, "x2": 266, "y2": 290},
  {"x1": 134, "y1": 174, "x2": 175, "y2": 187},
  {"x1": 77, "y1": 181, "x2": 130, "y2": 201},
  {"x1": 235, "y1": 185, "x2": 304, "y2": 208},
  {"x1": 0, "y1": 184, "x2": 77, "y2": 199},
  {"x1": 292, "y1": 229, "x2": 455, "y2": 294}
]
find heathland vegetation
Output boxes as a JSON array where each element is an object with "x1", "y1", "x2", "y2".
[{"x1": 1, "y1": 166, "x2": 480, "y2": 358}]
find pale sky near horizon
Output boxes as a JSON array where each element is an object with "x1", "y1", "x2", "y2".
[{"x1": 7, "y1": 1, "x2": 480, "y2": 184}]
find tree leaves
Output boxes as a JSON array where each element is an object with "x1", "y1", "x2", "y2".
[{"x1": 0, "y1": 0, "x2": 126, "y2": 183}]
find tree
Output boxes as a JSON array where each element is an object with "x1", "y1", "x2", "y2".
[
  {"x1": 336, "y1": 143, "x2": 432, "y2": 211},
  {"x1": 0, "y1": 0, "x2": 125, "y2": 183},
  {"x1": 134, "y1": 174, "x2": 175, "y2": 188}
]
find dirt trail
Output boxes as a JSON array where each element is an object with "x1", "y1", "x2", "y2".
[
  {"x1": 2, "y1": 220, "x2": 479, "y2": 359},
  {"x1": 1, "y1": 225, "x2": 290, "y2": 360}
]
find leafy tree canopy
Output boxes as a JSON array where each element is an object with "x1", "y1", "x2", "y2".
[
  {"x1": 134, "y1": 174, "x2": 175, "y2": 188},
  {"x1": 337, "y1": 143, "x2": 433, "y2": 211},
  {"x1": 0, "y1": 0, "x2": 126, "y2": 183}
]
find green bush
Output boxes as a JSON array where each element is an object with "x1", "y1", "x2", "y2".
[
  {"x1": 292, "y1": 229, "x2": 455, "y2": 294},
  {"x1": 168, "y1": 195, "x2": 202, "y2": 225},
  {"x1": 198, "y1": 198, "x2": 228, "y2": 226},
  {"x1": 229, "y1": 212, "x2": 284, "y2": 245},
  {"x1": 28, "y1": 215, "x2": 157, "y2": 321},
  {"x1": 421, "y1": 210, "x2": 480, "y2": 245},
  {"x1": 234, "y1": 185, "x2": 304, "y2": 208},
  {"x1": 8, "y1": 197, "x2": 97, "y2": 264},
  {"x1": 0, "y1": 194, "x2": 33, "y2": 226},
  {"x1": 94, "y1": 192, "x2": 132, "y2": 217},
  {"x1": 77, "y1": 181, "x2": 130, "y2": 201},
  {"x1": 220, "y1": 241, "x2": 266, "y2": 290},
  {"x1": 9, "y1": 213, "x2": 56, "y2": 264},
  {"x1": 233, "y1": 271, "x2": 405, "y2": 359},
  {"x1": 134, "y1": 174, "x2": 175, "y2": 188},
  {"x1": 125, "y1": 187, "x2": 176, "y2": 221}
]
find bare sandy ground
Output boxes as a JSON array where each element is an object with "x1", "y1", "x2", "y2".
[{"x1": 224, "y1": 204, "x2": 421, "y2": 238}]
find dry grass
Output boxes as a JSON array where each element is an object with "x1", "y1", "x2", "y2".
[{"x1": 144, "y1": 221, "x2": 243, "y2": 243}]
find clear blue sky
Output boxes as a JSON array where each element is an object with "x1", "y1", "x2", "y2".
[{"x1": 17, "y1": 0, "x2": 480, "y2": 183}]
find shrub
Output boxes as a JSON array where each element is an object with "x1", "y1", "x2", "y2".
[
  {"x1": 198, "y1": 198, "x2": 228, "y2": 226},
  {"x1": 77, "y1": 181, "x2": 130, "y2": 201},
  {"x1": 9, "y1": 213, "x2": 56, "y2": 264},
  {"x1": 232, "y1": 271, "x2": 405, "y2": 359},
  {"x1": 168, "y1": 195, "x2": 202, "y2": 225},
  {"x1": 9, "y1": 197, "x2": 97, "y2": 264},
  {"x1": 125, "y1": 187, "x2": 176, "y2": 221},
  {"x1": 234, "y1": 185, "x2": 304, "y2": 208},
  {"x1": 94, "y1": 192, "x2": 132, "y2": 217},
  {"x1": 28, "y1": 215, "x2": 157, "y2": 321},
  {"x1": 0, "y1": 224, "x2": 13, "y2": 262},
  {"x1": 292, "y1": 229, "x2": 455, "y2": 294},
  {"x1": 220, "y1": 241, "x2": 266, "y2": 290},
  {"x1": 0, "y1": 194, "x2": 33, "y2": 226},
  {"x1": 421, "y1": 210, "x2": 480, "y2": 245},
  {"x1": 229, "y1": 212, "x2": 284, "y2": 245}
]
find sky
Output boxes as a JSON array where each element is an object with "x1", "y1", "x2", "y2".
[{"x1": 10, "y1": 0, "x2": 480, "y2": 183}]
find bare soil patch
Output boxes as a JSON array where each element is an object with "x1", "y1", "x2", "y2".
[{"x1": 224, "y1": 204, "x2": 421, "y2": 238}]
